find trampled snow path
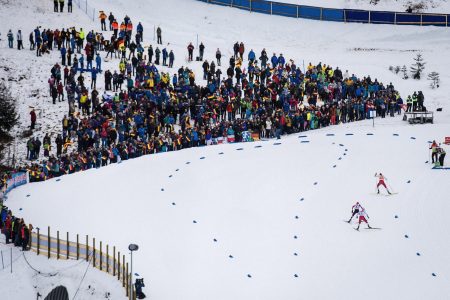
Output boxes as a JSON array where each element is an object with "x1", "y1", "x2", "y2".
[{"x1": 6, "y1": 115, "x2": 450, "y2": 300}]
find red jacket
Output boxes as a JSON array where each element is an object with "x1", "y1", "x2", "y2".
[{"x1": 30, "y1": 111, "x2": 37, "y2": 122}]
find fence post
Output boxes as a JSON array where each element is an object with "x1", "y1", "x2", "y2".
[
  {"x1": 122, "y1": 254, "x2": 126, "y2": 287},
  {"x1": 100, "y1": 241, "x2": 103, "y2": 271},
  {"x1": 230, "y1": 0, "x2": 233, "y2": 8},
  {"x1": 47, "y1": 227, "x2": 50, "y2": 259},
  {"x1": 420, "y1": 14, "x2": 423, "y2": 26},
  {"x1": 320, "y1": 7, "x2": 323, "y2": 20},
  {"x1": 296, "y1": 5, "x2": 299, "y2": 18},
  {"x1": 117, "y1": 251, "x2": 121, "y2": 280},
  {"x1": 126, "y1": 263, "x2": 129, "y2": 297},
  {"x1": 344, "y1": 9, "x2": 347, "y2": 23},
  {"x1": 394, "y1": 12, "x2": 397, "y2": 25},
  {"x1": 93, "y1": 238, "x2": 96, "y2": 268},
  {"x1": 66, "y1": 232, "x2": 69, "y2": 259},
  {"x1": 86, "y1": 235, "x2": 89, "y2": 261},
  {"x1": 28, "y1": 225, "x2": 33, "y2": 250},
  {"x1": 113, "y1": 246, "x2": 116, "y2": 276},
  {"x1": 271, "y1": 2, "x2": 273, "y2": 15},
  {"x1": 93, "y1": 8, "x2": 95, "y2": 22},
  {"x1": 369, "y1": 10, "x2": 371, "y2": 24},
  {"x1": 76, "y1": 234, "x2": 79, "y2": 260},
  {"x1": 106, "y1": 244, "x2": 109, "y2": 273},
  {"x1": 37, "y1": 228, "x2": 40, "y2": 255},
  {"x1": 57, "y1": 231, "x2": 60, "y2": 259},
  {"x1": 249, "y1": 0, "x2": 252, "y2": 12}
]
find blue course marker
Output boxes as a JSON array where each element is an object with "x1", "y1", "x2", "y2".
[
  {"x1": 345, "y1": 149, "x2": 348, "y2": 152},
  {"x1": 407, "y1": 180, "x2": 411, "y2": 183},
  {"x1": 345, "y1": 133, "x2": 354, "y2": 136},
  {"x1": 300, "y1": 198, "x2": 304, "y2": 201},
  {"x1": 213, "y1": 238, "x2": 217, "y2": 242},
  {"x1": 186, "y1": 162, "x2": 190, "y2": 164},
  {"x1": 176, "y1": 169, "x2": 179, "y2": 171},
  {"x1": 405, "y1": 234, "x2": 409, "y2": 238},
  {"x1": 432, "y1": 273, "x2": 436, "y2": 277},
  {"x1": 236, "y1": 148, "x2": 244, "y2": 150},
  {"x1": 339, "y1": 144, "x2": 344, "y2": 147},
  {"x1": 172, "y1": 202, "x2": 176, "y2": 206},
  {"x1": 56, "y1": 178, "x2": 61, "y2": 182},
  {"x1": 333, "y1": 165, "x2": 337, "y2": 168},
  {"x1": 273, "y1": 142, "x2": 282, "y2": 145},
  {"x1": 367, "y1": 133, "x2": 374, "y2": 136},
  {"x1": 294, "y1": 235, "x2": 298, "y2": 239},
  {"x1": 326, "y1": 133, "x2": 335, "y2": 136},
  {"x1": 410, "y1": 137, "x2": 416, "y2": 140},
  {"x1": 169, "y1": 175, "x2": 172, "y2": 178},
  {"x1": 301, "y1": 141, "x2": 310, "y2": 143},
  {"x1": 338, "y1": 157, "x2": 342, "y2": 160},
  {"x1": 19, "y1": 208, "x2": 22, "y2": 211},
  {"x1": 425, "y1": 161, "x2": 429, "y2": 163},
  {"x1": 294, "y1": 274, "x2": 299, "y2": 278},
  {"x1": 294, "y1": 253, "x2": 298, "y2": 256},
  {"x1": 393, "y1": 133, "x2": 399, "y2": 136},
  {"x1": 395, "y1": 215, "x2": 398, "y2": 219},
  {"x1": 298, "y1": 135, "x2": 308, "y2": 138},
  {"x1": 416, "y1": 252, "x2": 421, "y2": 256},
  {"x1": 219, "y1": 152, "x2": 224, "y2": 155},
  {"x1": 161, "y1": 188, "x2": 164, "y2": 191},
  {"x1": 193, "y1": 220, "x2": 197, "y2": 224},
  {"x1": 254, "y1": 145, "x2": 262, "y2": 148},
  {"x1": 314, "y1": 182, "x2": 318, "y2": 185},
  {"x1": 343, "y1": 153, "x2": 347, "y2": 156},
  {"x1": 295, "y1": 216, "x2": 299, "y2": 219},
  {"x1": 26, "y1": 194, "x2": 30, "y2": 197},
  {"x1": 135, "y1": 273, "x2": 140, "y2": 277},
  {"x1": 229, "y1": 255, "x2": 234, "y2": 259},
  {"x1": 200, "y1": 157, "x2": 205, "y2": 160},
  {"x1": 247, "y1": 274, "x2": 252, "y2": 278}
]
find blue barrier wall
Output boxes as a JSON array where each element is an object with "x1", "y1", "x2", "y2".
[{"x1": 198, "y1": 0, "x2": 449, "y2": 27}]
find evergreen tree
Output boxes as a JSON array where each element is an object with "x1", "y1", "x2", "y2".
[
  {"x1": 427, "y1": 71, "x2": 440, "y2": 88},
  {"x1": 0, "y1": 82, "x2": 18, "y2": 138},
  {"x1": 410, "y1": 53, "x2": 426, "y2": 79}
]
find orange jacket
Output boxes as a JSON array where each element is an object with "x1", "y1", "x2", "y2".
[{"x1": 112, "y1": 21, "x2": 118, "y2": 30}]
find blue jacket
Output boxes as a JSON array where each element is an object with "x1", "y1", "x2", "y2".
[
  {"x1": 278, "y1": 55, "x2": 285, "y2": 65},
  {"x1": 137, "y1": 23, "x2": 143, "y2": 32},
  {"x1": 60, "y1": 47, "x2": 66, "y2": 56},
  {"x1": 271, "y1": 55, "x2": 278, "y2": 67},
  {"x1": 248, "y1": 50, "x2": 255, "y2": 61}
]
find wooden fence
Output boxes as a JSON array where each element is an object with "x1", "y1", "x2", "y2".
[{"x1": 29, "y1": 226, "x2": 136, "y2": 300}]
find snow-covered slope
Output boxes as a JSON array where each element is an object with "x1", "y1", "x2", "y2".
[
  {"x1": 6, "y1": 116, "x2": 450, "y2": 300},
  {"x1": 2, "y1": 0, "x2": 450, "y2": 299}
]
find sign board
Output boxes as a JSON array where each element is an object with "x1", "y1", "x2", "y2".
[{"x1": 445, "y1": 137, "x2": 450, "y2": 145}]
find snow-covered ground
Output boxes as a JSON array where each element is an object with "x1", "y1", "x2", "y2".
[
  {"x1": 6, "y1": 116, "x2": 450, "y2": 300},
  {"x1": 2, "y1": 0, "x2": 450, "y2": 299},
  {"x1": 0, "y1": 240, "x2": 126, "y2": 299},
  {"x1": 272, "y1": 0, "x2": 450, "y2": 13}
]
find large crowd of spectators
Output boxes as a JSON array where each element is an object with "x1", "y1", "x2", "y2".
[{"x1": 6, "y1": 11, "x2": 403, "y2": 183}]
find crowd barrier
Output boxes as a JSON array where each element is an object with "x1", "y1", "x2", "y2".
[
  {"x1": 198, "y1": 0, "x2": 449, "y2": 26},
  {"x1": 30, "y1": 226, "x2": 135, "y2": 299},
  {"x1": 0, "y1": 172, "x2": 28, "y2": 198}
]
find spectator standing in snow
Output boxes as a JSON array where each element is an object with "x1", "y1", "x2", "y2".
[
  {"x1": 59, "y1": 0, "x2": 64, "y2": 12},
  {"x1": 17, "y1": 30, "x2": 23, "y2": 50},
  {"x1": 7, "y1": 30, "x2": 13, "y2": 48},
  {"x1": 156, "y1": 26, "x2": 162, "y2": 44},
  {"x1": 99, "y1": 11, "x2": 107, "y2": 31},
  {"x1": 30, "y1": 109, "x2": 36, "y2": 130},
  {"x1": 216, "y1": 48, "x2": 221, "y2": 66},
  {"x1": 187, "y1": 42, "x2": 194, "y2": 62},
  {"x1": 68, "y1": 0, "x2": 72, "y2": 12},
  {"x1": 199, "y1": 42, "x2": 205, "y2": 61}
]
